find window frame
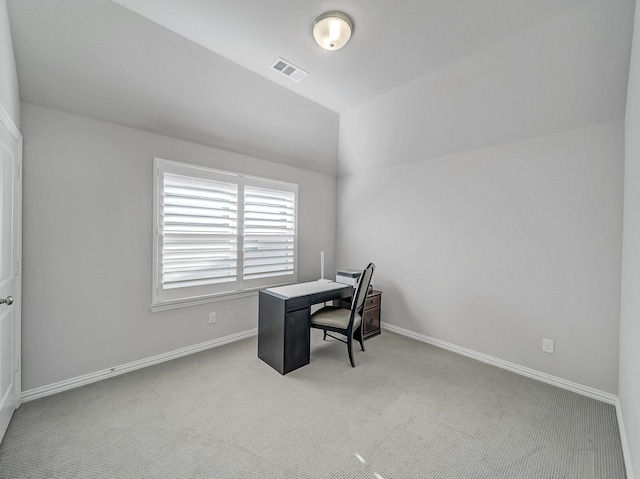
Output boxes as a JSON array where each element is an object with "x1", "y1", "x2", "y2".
[{"x1": 151, "y1": 158, "x2": 298, "y2": 311}]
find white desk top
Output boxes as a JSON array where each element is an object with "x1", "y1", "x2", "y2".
[{"x1": 266, "y1": 280, "x2": 348, "y2": 299}]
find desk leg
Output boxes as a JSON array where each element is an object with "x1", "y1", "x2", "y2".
[
  {"x1": 283, "y1": 308, "x2": 310, "y2": 374},
  {"x1": 258, "y1": 292, "x2": 311, "y2": 375},
  {"x1": 258, "y1": 292, "x2": 285, "y2": 374}
]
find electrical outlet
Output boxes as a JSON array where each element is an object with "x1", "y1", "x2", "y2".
[
  {"x1": 542, "y1": 338, "x2": 554, "y2": 354},
  {"x1": 208, "y1": 312, "x2": 216, "y2": 324}
]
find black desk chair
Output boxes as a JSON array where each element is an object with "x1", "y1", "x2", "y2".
[{"x1": 310, "y1": 262, "x2": 375, "y2": 367}]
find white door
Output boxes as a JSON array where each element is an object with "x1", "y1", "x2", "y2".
[{"x1": 0, "y1": 107, "x2": 22, "y2": 443}]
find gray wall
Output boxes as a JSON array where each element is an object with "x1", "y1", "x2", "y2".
[
  {"x1": 620, "y1": 1, "x2": 640, "y2": 475},
  {"x1": 0, "y1": 0, "x2": 19, "y2": 126},
  {"x1": 20, "y1": 103, "x2": 337, "y2": 391},
  {"x1": 337, "y1": 0, "x2": 627, "y2": 396},
  {"x1": 337, "y1": 123, "x2": 623, "y2": 394}
]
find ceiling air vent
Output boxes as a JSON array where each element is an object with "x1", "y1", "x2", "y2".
[{"x1": 271, "y1": 57, "x2": 308, "y2": 82}]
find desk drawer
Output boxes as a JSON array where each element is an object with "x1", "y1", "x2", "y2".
[
  {"x1": 364, "y1": 293, "x2": 381, "y2": 310},
  {"x1": 363, "y1": 307, "x2": 380, "y2": 335}
]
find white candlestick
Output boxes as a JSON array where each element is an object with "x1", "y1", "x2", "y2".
[{"x1": 318, "y1": 251, "x2": 331, "y2": 282}]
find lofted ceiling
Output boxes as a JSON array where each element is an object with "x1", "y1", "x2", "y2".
[
  {"x1": 6, "y1": 0, "x2": 632, "y2": 174},
  {"x1": 108, "y1": 0, "x2": 589, "y2": 113}
]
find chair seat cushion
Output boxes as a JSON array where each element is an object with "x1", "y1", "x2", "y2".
[{"x1": 310, "y1": 306, "x2": 361, "y2": 330}]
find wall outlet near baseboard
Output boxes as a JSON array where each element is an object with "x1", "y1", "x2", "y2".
[
  {"x1": 542, "y1": 338, "x2": 554, "y2": 354},
  {"x1": 208, "y1": 312, "x2": 217, "y2": 324}
]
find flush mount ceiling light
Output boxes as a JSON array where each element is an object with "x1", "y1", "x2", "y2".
[{"x1": 312, "y1": 11, "x2": 353, "y2": 51}]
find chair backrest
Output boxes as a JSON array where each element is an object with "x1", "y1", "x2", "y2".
[{"x1": 351, "y1": 263, "x2": 375, "y2": 315}]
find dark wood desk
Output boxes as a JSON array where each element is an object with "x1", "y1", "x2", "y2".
[{"x1": 258, "y1": 281, "x2": 353, "y2": 375}]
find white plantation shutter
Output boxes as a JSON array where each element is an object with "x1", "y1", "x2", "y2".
[
  {"x1": 153, "y1": 159, "x2": 297, "y2": 309},
  {"x1": 162, "y1": 174, "x2": 238, "y2": 290},
  {"x1": 243, "y1": 185, "x2": 296, "y2": 281}
]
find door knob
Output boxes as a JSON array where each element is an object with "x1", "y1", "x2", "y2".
[{"x1": 0, "y1": 296, "x2": 13, "y2": 305}]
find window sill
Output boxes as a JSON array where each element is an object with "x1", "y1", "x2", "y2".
[{"x1": 150, "y1": 290, "x2": 260, "y2": 312}]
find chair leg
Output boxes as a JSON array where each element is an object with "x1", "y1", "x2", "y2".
[
  {"x1": 323, "y1": 330, "x2": 327, "y2": 340},
  {"x1": 348, "y1": 337, "x2": 355, "y2": 367},
  {"x1": 354, "y1": 326, "x2": 365, "y2": 352}
]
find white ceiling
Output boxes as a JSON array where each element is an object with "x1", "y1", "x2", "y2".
[
  {"x1": 7, "y1": 0, "x2": 342, "y2": 174},
  {"x1": 109, "y1": 0, "x2": 589, "y2": 113},
  {"x1": 6, "y1": 0, "x2": 633, "y2": 175}
]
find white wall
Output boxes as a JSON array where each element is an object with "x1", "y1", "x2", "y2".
[
  {"x1": 620, "y1": 1, "x2": 640, "y2": 476},
  {"x1": 338, "y1": 122, "x2": 623, "y2": 394},
  {"x1": 337, "y1": 0, "x2": 628, "y2": 396},
  {"x1": 0, "y1": 0, "x2": 19, "y2": 126},
  {"x1": 20, "y1": 103, "x2": 337, "y2": 391}
]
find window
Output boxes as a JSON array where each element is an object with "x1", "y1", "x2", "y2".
[{"x1": 152, "y1": 158, "x2": 297, "y2": 310}]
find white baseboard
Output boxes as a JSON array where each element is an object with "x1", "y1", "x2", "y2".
[
  {"x1": 381, "y1": 322, "x2": 617, "y2": 404},
  {"x1": 615, "y1": 398, "x2": 636, "y2": 479},
  {"x1": 21, "y1": 328, "x2": 258, "y2": 402}
]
